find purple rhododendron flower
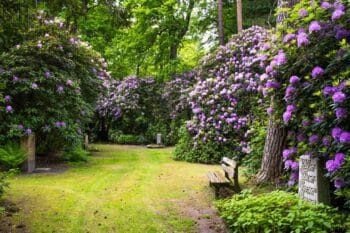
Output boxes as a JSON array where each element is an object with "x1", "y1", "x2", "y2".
[
  {"x1": 322, "y1": 136, "x2": 331, "y2": 146},
  {"x1": 320, "y1": 1, "x2": 332, "y2": 9},
  {"x1": 25, "y1": 128, "x2": 32, "y2": 135},
  {"x1": 267, "y1": 107, "x2": 274, "y2": 115},
  {"x1": 323, "y1": 86, "x2": 337, "y2": 96},
  {"x1": 326, "y1": 160, "x2": 338, "y2": 172},
  {"x1": 284, "y1": 160, "x2": 293, "y2": 169},
  {"x1": 5, "y1": 105, "x2": 13, "y2": 113},
  {"x1": 309, "y1": 21, "x2": 321, "y2": 33},
  {"x1": 311, "y1": 66, "x2": 324, "y2": 78},
  {"x1": 291, "y1": 162, "x2": 299, "y2": 171},
  {"x1": 332, "y1": 127, "x2": 342, "y2": 140},
  {"x1": 274, "y1": 50, "x2": 287, "y2": 66},
  {"x1": 302, "y1": 119, "x2": 310, "y2": 127},
  {"x1": 297, "y1": 31, "x2": 310, "y2": 47},
  {"x1": 57, "y1": 85, "x2": 64, "y2": 93},
  {"x1": 289, "y1": 76, "x2": 300, "y2": 85},
  {"x1": 44, "y1": 71, "x2": 51, "y2": 78},
  {"x1": 66, "y1": 80, "x2": 73, "y2": 86},
  {"x1": 17, "y1": 124, "x2": 24, "y2": 129},
  {"x1": 4, "y1": 95, "x2": 11, "y2": 102},
  {"x1": 335, "y1": 107, "x2": 347, "y2": 119},
  {"x1": 297, "y1": 134, "x2": 305, "y2": 142},
  {"x1": 326, "y1": 153, "x2": 346, "y2": 173},
  {"x1": 332, "y1": 9, "x2": 345, "y2": 21},
  {"x1": 31, "y1": 83, "x2": 38, "y2": 89},
  {"x1": 309, "y1": 135, "x2": 319, "y2": 144},
  {"x1": 335, "y1": 28, "x2": 349, "y2": 40},
  {"x1": 283, "y1": 147, "x2": 297, "y2": 159},
  {"x1": 299, "y1": 8, "x2": 308, "y2": 17},
  {"x1": 13, "y1": 76, "x2": 19, "y2": 82},
  {"x1": 283, "y1": 111, "x2": 292, "y2": 123},
  {"x1": 286, "y1": 105, "x2": 296, "y2": 112},
  {"x1": 334, "y1": 178, "x2": 345, "y2": 189},
  {"x1": 339, "y1": 131, "x2": 350, "y2": 143},
  {"x1": 335, "y1": 153, "x2": 345, "y2": 164},
  {"x1": 283, "y1": 34, "x2": 296, "y2": 43},
  {"x1": 332, "y1": 91, "x2": 346, "y2": 103}
]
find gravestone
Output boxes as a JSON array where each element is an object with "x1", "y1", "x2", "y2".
[
  {"x1": 84, "y1": 134, "x2": 89, "y2": 150},
  {"x1": 20, "y1": 134, "x2": 36, "y2": 173},
  {"x1": 156, "y1": 133, "x2": 162, "y2": 145},
  {"x1": 298, "y1": 155, "x2": 330, "y2": 204}
]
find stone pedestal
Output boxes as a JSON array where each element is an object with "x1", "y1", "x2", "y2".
[
  {"x1": 20, "y1": 134, "x2": 36, "y2": 173},
  {"x1": 298, "y1": 155, "x2": 330, "y2": 204},
  {"x1": 156, "y1": 133, "x2": 162, "y2": 145}
]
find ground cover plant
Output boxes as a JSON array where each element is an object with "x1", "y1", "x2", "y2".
[{"x1": 217, "y1": 190, "x2": 349, "y2": 233}]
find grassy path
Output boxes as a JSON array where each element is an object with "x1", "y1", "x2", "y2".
[{"x1": 4, "y1": 145, "x2": 226, "y2": 233}]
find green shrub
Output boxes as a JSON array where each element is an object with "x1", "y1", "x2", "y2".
[
  {"x1": 0, "y1": 172, "x2": 9, "y2": 199},
  {"x1": 109, "y1": 130, "x2": 146, "y2": 145},
  {"x1": 242, "y1": 121, "x2": 266, "y2": 178},
  {"x1": 0, "y1": 143, "x2": 26, "y2": 170},
  {"x1": 216, "y1": 190, "x2": 348, "y2": 233},
  {"x1": 173, "y1": 125, "x2": 230, "y2": 164},
  {"x1": 62, "y1": 147, "x2": 90, "y2": 163}
]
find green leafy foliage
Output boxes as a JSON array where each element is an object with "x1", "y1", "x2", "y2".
[
  {"x1": 109, "y1": 131, "x2": 146, "y2": 145},
  {"x1": 62, "y1": 147, "x2": 89, "y2": 163},
  {"x1": 0, "y1": 143, "x2": 26, "y2": 171},
  {"x1": 0, "y1": 13, "x2": 111, "y2": 152},
  {"x1": 216, "y1": 190, "x2": 349, "y2": 233},
  {"x1": 0, "y1": 172, "x2": 9, "y2": 199},
  {"x1": 242, "y1": 120, "x2": 267, "y2": 178},
  {"x1": 173, "y1": 125, "x2": 230, "y2": 163}
]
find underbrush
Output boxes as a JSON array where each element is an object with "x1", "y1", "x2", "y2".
[
  {"x1": 216, "y1": 190, "x2": 349, "y2": 233},
  {"x1": 0, "y1": 143, "x2": 26, "y2": 171},
  {"x1": 62, "y1": 147, "x2": 90, "y2": 163}
]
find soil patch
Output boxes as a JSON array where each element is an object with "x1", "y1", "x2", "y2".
[
  {"x1": 0, "y1": 200, "x2": 27, "y2": 233},
  {"x1": 176, "y1": 200, "x2": 228, "y2": 233}
]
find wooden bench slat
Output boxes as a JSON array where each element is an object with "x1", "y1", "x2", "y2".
[
  {"x1": 207, "y1": 171, "x2": 230, "y2": 184},
  {"x1": 222, "y1": 157, "x2": 237, "y2": 168},
  {"x1": 221, "y1": 164, "x2": 234, "y2": 180}
]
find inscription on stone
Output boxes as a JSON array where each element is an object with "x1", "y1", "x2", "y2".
[{"x1": 298, "y1": 155, "x2": 330, "y2": 204}]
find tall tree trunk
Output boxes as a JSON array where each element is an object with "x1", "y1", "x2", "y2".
[
  {"x1": 256, "y1": 0, "x2": 299, "y2": 184},
  {"x1": 236, "y1": 0, "x2": 243, "y2": 33},
  {"x1": 217, "y1": 0, "x2": 225, "y2": 46}
]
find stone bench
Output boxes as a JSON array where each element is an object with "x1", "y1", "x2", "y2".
[{"x1": 207, "y1": 157, "x2": 240, "y2": 198}]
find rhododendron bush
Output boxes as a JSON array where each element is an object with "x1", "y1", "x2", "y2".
[
  {"x1": 96, "y1": 75, "x2": 178, "y2": 144},
  {"x1": 0, "y1": 13, "x2": 111, "y2": 152},
  {"x1": 263, "y1": 0, "x2": 350, "y2": 198},
  {"x1": 174, "y1": 26, "x2": 271, "y2": 163}
]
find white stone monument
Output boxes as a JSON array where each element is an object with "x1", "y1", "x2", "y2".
[
  {"x1": 21, "y1": 134, "x2": 36, "y2": 173},
  {"x1": 298, "y1": 155, "x2": 330, "y2": 204},
  {"x1": 156, "y1": 133, "x2": 162, "y2": 145}
]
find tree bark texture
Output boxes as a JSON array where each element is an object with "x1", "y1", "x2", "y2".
[
  {"x1": 236, "y1": 0, "x2": 243, "y2": 33},
  {"x1": 256, "y1": 118, "x2": 287, "y2": 184},
  {"x1": 256, "y1": 0, "x2": 300, "y2": 184},
  {"x1": 217, "y1": 0, "x2": 225, "y2": 46}
]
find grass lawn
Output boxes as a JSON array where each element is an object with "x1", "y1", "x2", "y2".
[{"x1": 3, "y1": 144, "x2": 226, "y2": 233}]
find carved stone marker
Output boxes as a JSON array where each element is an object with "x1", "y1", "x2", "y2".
[
  {"x1": 156, "y1": 133, "x2": 162, "y2": 145},
  {"x1": 20, "y1": 134, "x2": 36, "y2": 173},
  {"x1": 84, "y1": 134, "x2": 89, "y2": 150},
  {"x1": 298, "y1": 155, "x2": 330, "y2": 204}
]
